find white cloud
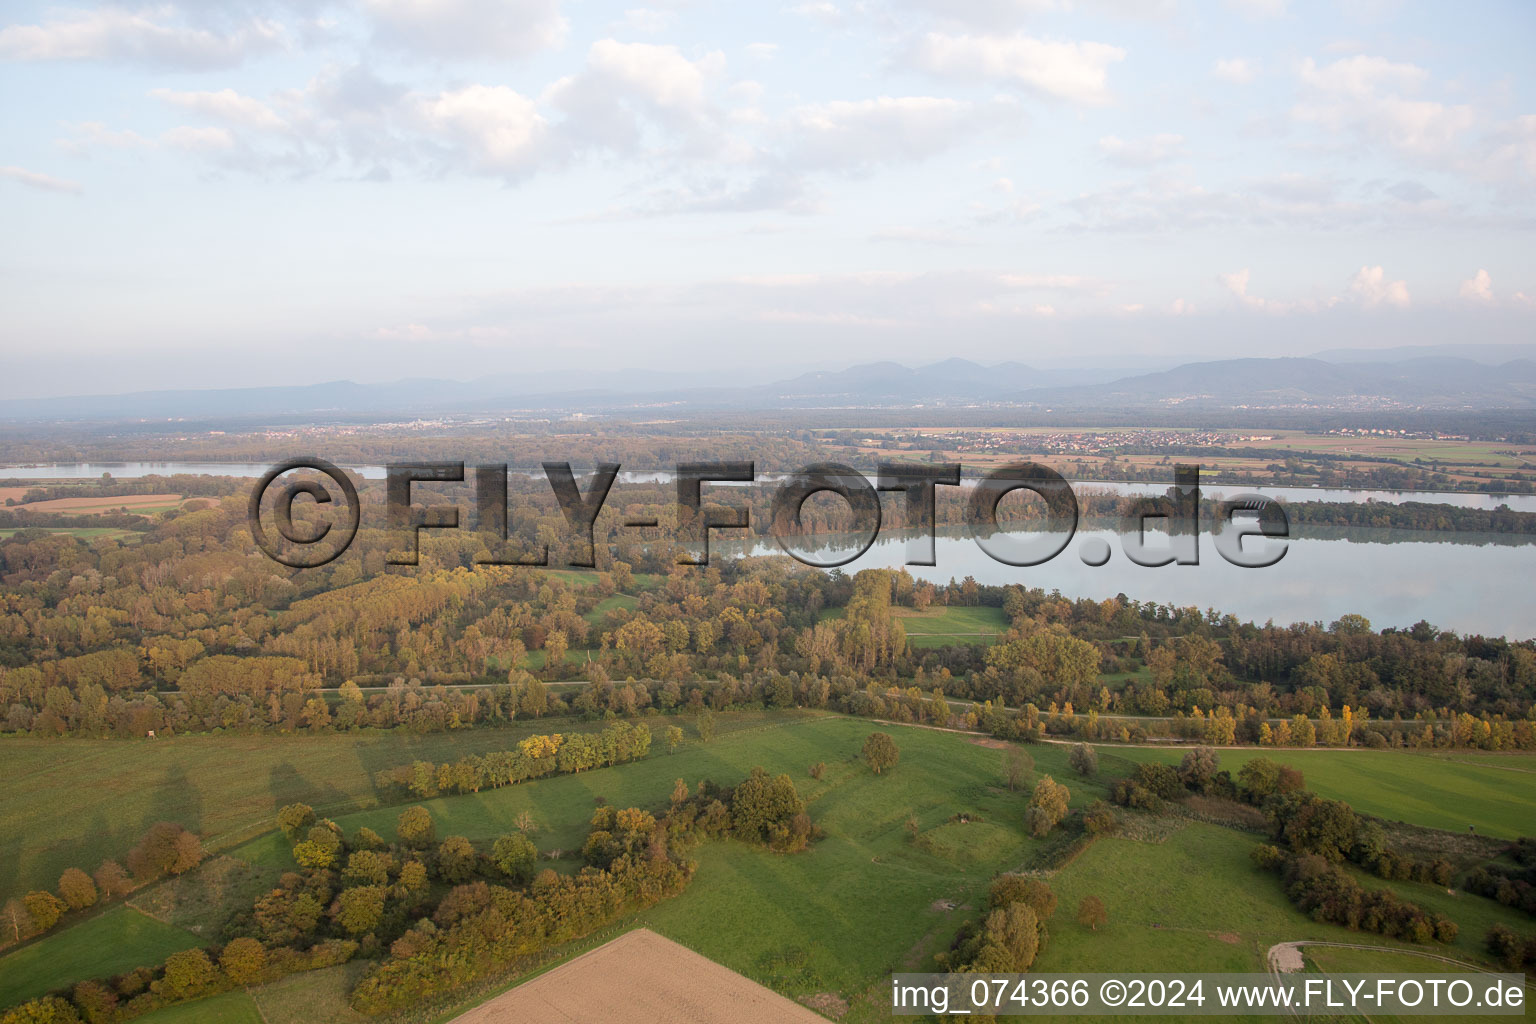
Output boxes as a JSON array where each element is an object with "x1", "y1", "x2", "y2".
[
  {"x1": 363, "y1": 0, "x2": 567, "y2": 59},
  {"x1": 0, "y1": 165, "x2": 83, "y2": 194},
  {"x1": 786, "y1": 3, "x2": 844, "y2": 26},
  {"x1": 1294, "y1": 55, "x2": 1476, "y2": 165},
  {"x1": 1459, "y1": 269, "x2": 1493, "y2": 303},
  {"x1": 162, "y1": 125, "x2": 238, "y2": 153},
  {"x1": 1347, "y1": 265, "x2": 1410, "y2": 308},
  {"x1": 150, "y1": 88, "x2": 287, "y2": 131},
  {"x1": 1098, "y1": 133, "x2": 1184, "y2": 166},
  {"x1": 417, "y1": 85, "x2": 548, "y2": 175},
  {"x1": 1225, "y1": 0, "x2": 1287, "y2": 17},
  {"x1": 787, "y1": 96, "x2": 1007, "y2": 170},
  {"x1": 909, "y1": 32, "x2": 1125, "y2": 105},
  {"x1": 1212, "y1": 58, "x2": 1256, "y2": 84},
  {"x1": 0, "y1": 7, "x2": 283, "y2": 69},
  {"x1": 584, "y1": 39, "x2": 720, "y2": 111}
]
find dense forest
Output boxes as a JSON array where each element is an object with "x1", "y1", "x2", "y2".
[{"x1": 1, "y1": 489, "x2": 1532, "y2": 749}]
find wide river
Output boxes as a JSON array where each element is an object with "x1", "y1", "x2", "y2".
[{"x1": 731, "y1": 527, "x2": 1536, "y2": 640}]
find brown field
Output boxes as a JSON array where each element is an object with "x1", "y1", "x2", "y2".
[
  {"x1": 18, "y1": 493, "x2": 184, "y2": 514},
  {"x1": 449, "y1": 928, "x2": 829, "y2": 1024}
]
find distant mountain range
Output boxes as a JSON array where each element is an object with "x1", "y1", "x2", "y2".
[{"x1": 4, "y1": 351, "x2": 1535, "y2": 422}]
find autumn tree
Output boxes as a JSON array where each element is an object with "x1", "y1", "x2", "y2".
[
  {"x1": 696, "y1": 708, "x2": 716, "y2": 743},
  {"x1": 666, "y1": 725, "x2": 684, "y2": 753},
  {"x1": 24, "y1": 891, "x2": 66, "y2": 932},
  {"x1": 1002, "y1": 746, "x2": 1033, "y2": 791},
  {"x1": 57, "y1": 868, "x2": 97, "y2": 911},
  {"x1": 1025, "y1": 775, "x2": 1071, "y2": 838},
  {"x1": 492, "y1": 833, "x2": 538, "y2": 883},
  {"x1": 157, "y1": 948, "x2": 216, "y2": 1000},
  {"x1": 397, "y1": 805, "x2": 436, "y2": 848},
  {"x1": 220, "y1": 937, "x2": 266, "y2": 985},
  {"x1": 1077, "y1": 895, "x2": 1108, "y2": 931},
  {"x1": 343, "y1": 850, "x2": 390, "y2": 887},
  {"x1": 1068, "y1": 743, "x2": 1098, "y2": 777},
  {"x1": 437, "y1": 836, "x2": 477, "y2": 882},
  {"x1": 863, "y1": 732, "x2": 899, "y2": 774},
  {"x1": 93, "y1": 861, "x2": 131, "y2": 898},
  {"x1": 276, "y1": 803, "x2": 316, "y2": 842},
  {"x1": 334, "y1": 885, "x2": 387, "y2": 935}
]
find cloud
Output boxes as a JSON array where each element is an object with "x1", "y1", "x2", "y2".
[
  {"x1": 1225, "y1": 0, "x2": 1286, "y2": 16},
  {"x1": 0, "y1": 7, "x2": 283, "y2": 69},
  {"x1": 1097, "y1": 133, "x2": 1184, "y2": 166},
  {"x1": 1216, "y1": 267, "x2": 1292, "y2": 312},
  {"x1": 363, "y1": 0, "x2": 567, "y2": 59},
  {"x1": 1294, "y1": 55, "x2": 1477, "y2": 165},
  {"x1": 151, "y1": 88, "x2": 288, "y2": 130},
  {"x1": 786, "y1": 96, "x2": 1011, "y2": 170},
  {"x1": 0, "y1": 165, "x2": 83, "y2": 194},
  {"x1": 908, "y1": 32, "x2": 1125, "y2": 105},
  {"x1": 1459, "y1": 269, "x2": 1493, "y2": 303},
  {"x1": 1347, "y1": 265, "x2": 1410, "y2": 308},
  {"x1": 416, "y1": 85, "x2": 548, "y2": 175},
  {"x1": 1212, "y1": 58, "x2": 1256, "y2": 84},
  {"x1": 786, "y1": 3, "x2": 844, "y2": 27}
]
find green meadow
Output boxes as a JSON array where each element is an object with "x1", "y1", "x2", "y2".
[
  {"x1": 7, "y1": 716, "x2": 1535, "y2": 1023},
  {"x1": 0, "y1": 906, "x2": 200, "y2": 1007},
  {"x1": 1109, "y1": 745, "x2": 1536, "y2": 838}
]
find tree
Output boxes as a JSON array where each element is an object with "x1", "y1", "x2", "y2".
[
  {"x1": 343, "y1": 850, "x2": 389, "y2": 887},
  {"x1": 521, "y1": 678, "x2": 549, "y2": 718},
  {"x1": 863, "y1": 732, "x2": 899, "y2": 774},
  {"x1": 57, "y1": 868, "x2": 97, "y2": 911},
  {"x1": 1003, "y1": 746, "x2": 1033, "y2": 791},
  {"x1": 1026, "y1": 775, "x2": 1071, "y2": 837},
  {"x1": 93, "y1": 860, "x2": 132, "y2": 899},
  {"x1": 696, "y1": 708, "x2": 716, "y2": 743},
  {"x1": 1178, "y1": 747, "x2": 1219, "y2": 792},
  {"x1": 989, "y1": 875, "x2": 1057, "y2": 920},
  {"x1": 543, "y1": 631, "x2": 568, "y2": 678},
  {"x1": 1077, "y1": 895, "x2": 1108, "y2": 931},
  {"x1": 492, "y1": 833, "x2": 538, "y2": 883},
  {"x1": 1082, "y1": 799, "x2": 1115, "y2": 835},
  {"x1": 2, "y1": 899, "x2": 31, "y2": 943},
  {"x1": 276, "y1": 803, "x2": 316, "y2": 842},
  {"x1": 0, "y1": 996, "x2": 82, "y2": 1023},
  {"x1": 671, "y1": 778, "x2": 689, "y2": 805},
  {"x1": 1237, "y1": 757, "x2": 1280, "y2": 802},
  {"x1": 437, "y1": 836, "x2": 476, "y2": 883},
  {"x1": 126, "y1": 822, "x2": 192, "y2": 881},
  {"x1": 666, "y1": 725, "x2": 684, "y2": 753},
  {"x1": 220, "y1": 936, "x2": 266, "y2": 986},
  {"x1": 334, "y1": 885, "x2": 386, "y2": 935},
  {"x1": 397, "y1": 805, "x2": 436, "y2": 847},
  {"x1": 1068, "y1": 743, "x2": 1098, "y2": 777},
  {"x1": 158, "y1": 948, "x2": 216, "y2": 999},
  {"x1": 23, "y1": 891, "x2": 65, "y2": 932}
]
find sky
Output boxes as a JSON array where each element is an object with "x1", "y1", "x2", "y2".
[{"x1": 1, "y1": 0, "x2": 1534, "y2": 399}]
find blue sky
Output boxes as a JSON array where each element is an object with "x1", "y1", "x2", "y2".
[{"x1": 1, "y1": 0, "x2": 1533, "y2": 398}]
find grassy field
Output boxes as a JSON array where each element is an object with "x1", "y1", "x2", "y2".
[
  {"x1": 1108, "y1": 746, "x2": 1536, "y2": 838},
  {"x1": 10, "y1": 716, "x2": 1536, "y2": 1023},
  {"x1": 893, "y1": 605, "x2": 1008, "y2": 647},
  {"x1": 131, "y1": 990, "x2": 266, "y2": 1024},
  {"x1": 0, "y1": 906, "x2": 201, "y2": 1007},
  {"x1": 0, "y1": 718, "x2": 692, "y2": 901}
]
